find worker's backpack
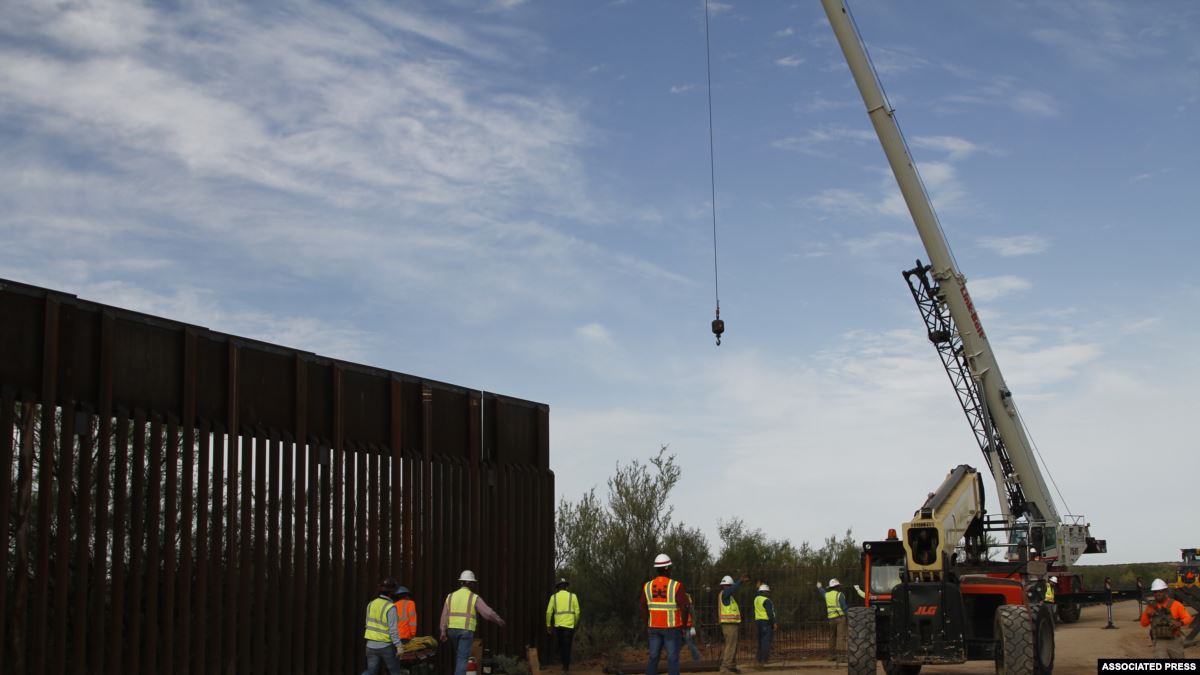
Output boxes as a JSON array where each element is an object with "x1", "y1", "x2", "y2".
[{"x1": 1149, "y1": 603, "x2": 1178, "y2": 640}]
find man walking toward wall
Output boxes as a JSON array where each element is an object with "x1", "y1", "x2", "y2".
[
  {"x1": 363, "y1": 578, "x2": 405, "y2": 675},
  {"x1": 816, "y1": 578, "x2": 848, "y2": 662},
  {"x1": 546, "y1": 578, "x2": 580, "y2": 672},
  {"x1": 753, "y1": 584, "x2": 775, "y2": 665},
  {"x1": 441, "y1": 570, "x2": 507, "y2": 675},
  {"x1": 717, "y1": 575, "x2": 748, "y2": 674},
  {"x1": 393, "y1": 585, "x2": 417, "y2": 651},
  {"x1": 641, "y1": 554, "x2": 691, "y2": 675}
]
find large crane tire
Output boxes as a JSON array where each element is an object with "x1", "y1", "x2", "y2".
[
  {"x1": 847, "y1": 607, "x2": 877, "y2": 675},
  {"x1": 995, "y1": 605, "x2": 1049, "y2": 675},
  {"x1": 1056, "y1": 602, "x2": 1080, "y2": 623},
  {"x1": 1034, "y1": 604, "x2": 1056, "y2": 674}
]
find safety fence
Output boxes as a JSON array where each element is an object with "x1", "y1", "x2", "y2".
[
  {"x1": 0, "y1": 278, "x2": 555, "y2": 675},
  {"x1": 691, "y1": 620, "x2": 839, "y2": 662}
]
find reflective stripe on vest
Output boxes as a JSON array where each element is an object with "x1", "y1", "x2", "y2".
[
  {"x1": 825, "y1": 590, "x2": 845, "y2": 619},
  {"x1": 550, "y1": 591, "x2": 578, "y2": 628},
  {"x1": 644, "y1": 577, "x2": 681, "y2": 628},
  {"x1": 395, "y1": 598, "x2": 418, "y2": 640},
  {"x1": 365, "y1": 597, "x2": 393, "y2": 642},
  {"x1": 753, "y1": 595, "x2": 769, "y2": 621},
  {"x1": 446, "y1": 587, "x2": 479, "y2": 631},
  {"x1": 718, "y1": 593, "x2": 741, "y2": 623}
]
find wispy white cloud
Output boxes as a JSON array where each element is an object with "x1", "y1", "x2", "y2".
[
  {"x1": 669, "y1": 83, "x2": 697, "y2": 94},
  {"x1": 866, "y1": 45, "x2": 933, "y2": 75},
  {"x1": 0, "y1": 0, "x2": 694, "y2": 330},
  {"x1": 577, "y1": 322, "x2": 615, "y2": 346},
  {"x1": 967, "y1": 275, "x2": 1033, "y2": 301},
  {"x1": 775, "y1": 55, "x2": 804, "y2": 68},
  {"x1": 796, "y1": 94, "x2": 856, "y2": 113},
  {"x1": 774, "y1": 27, "x2": 795, "y2": 38},
  {"x1": 771, "y1": 126, "x2": 876, "y2": 156},
  {"x1": 941, "y1": 77, "x2": 1061, "y2": 117},
  {"x1": 845, "y1": 231, "x2": 920, "y2": 255},
  {"x1": 980, "y1": 235, "x2": 1050, "y2": 256},
  {"x1": 909, "y1": 135, "x2": 994, "y2": 161},
  {"x1": 707, "y1": 2, "x2": 733, "y2": 16}
]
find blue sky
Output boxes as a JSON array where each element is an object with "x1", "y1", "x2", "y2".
[{"x1": 2, "y1": 0, "x2": 1197, "y2": 566}]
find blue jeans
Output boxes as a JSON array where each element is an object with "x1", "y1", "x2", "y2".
[
  {"x1": 363, "y1": 645, "x2": 404, "y2": 675},
  {"x1": 646, "y1": 627, "x2": 682, "y2": 675},
  {"x1": 448, "y1": 627, "x2": 475, "y2": 675},
  {"x1": 756, "y1": 621, "x2": 773, "y2": 663},
  {"x1": 684, "y1": 630, "x2": 701, "y2": 662}
]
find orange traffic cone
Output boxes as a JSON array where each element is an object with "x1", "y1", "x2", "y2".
[{"x1": 467, "y1": 657, "x2": 478, "y2": 675}]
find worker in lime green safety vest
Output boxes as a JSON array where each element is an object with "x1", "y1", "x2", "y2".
[
  {"x1": 753, "y1": 584, "x2": 775, "y2": 664},
  {"x1": 816, "y1": 578, "x2": 848, "y2": 662},
  {"x1": 440, "y1": 570, "x2": 506, "y2": 675},
  {"x1": 545, "y1": 578, "x2": 580, "y2": 672},
  {"x1": 716, "y1": 574, "x2": 749, "y2": 674},
  {"x1": 363, "y1": 577, "x2": 405, "y2": 675}
]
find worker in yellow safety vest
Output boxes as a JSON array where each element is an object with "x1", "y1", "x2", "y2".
[
  {"x1": 440, "y1": 570, "x2": 506, "y2": 675},
  {"x1": 545, "y1": 578, "x2": 580, "y2": 672},
  {"x1": 816, "y1": 578, "x2": 847, "y2": 662},
  {"x1": 1043, "y1": 575, "x2": 1057, "y2": 628},
  {"x1": 716, "y1": 574, "x2": 749, "y2": 674},
  {"x1": 753, "y1": 584, "x2": 775, "y2": 664},
  {"x1": 363, "y1": 577, "x2": 405, "y2": 675}
]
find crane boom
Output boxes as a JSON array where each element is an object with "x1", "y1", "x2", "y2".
[{"x1": 819, "y1": 0, "x2": 1099, "y2": 566}]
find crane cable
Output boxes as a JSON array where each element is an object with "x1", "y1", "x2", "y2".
[{"x1": 704, "y1": 0, "x2": 724, "y2": 346}]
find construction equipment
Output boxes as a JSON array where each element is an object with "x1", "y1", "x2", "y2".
[
  {"x1": 854, "y1": 465, "x2": 1055, "y2": 675},
  {"x1": 820, "y1": 0, "x2": 1107, "y2": 630},
  {"x1": 1171, "y1": 549, "x2": 1200, "y2": 645}
]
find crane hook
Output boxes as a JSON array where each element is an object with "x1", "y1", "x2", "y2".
[{"x1": 711, "y1": 306, "x2": 724, "y2": 346}]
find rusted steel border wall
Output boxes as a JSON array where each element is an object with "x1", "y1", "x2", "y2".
[{"x1": 0, "y1": 278, "x2": 554, "y2": 675}]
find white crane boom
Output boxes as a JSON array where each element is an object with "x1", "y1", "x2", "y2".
[{"x1": 819, "y1": 0, "x2": 1097, "y2": 566}]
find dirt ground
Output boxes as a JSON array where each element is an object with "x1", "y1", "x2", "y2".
[{"x1": 569, "y1": 601, "x2": 1184, "y2": 675}]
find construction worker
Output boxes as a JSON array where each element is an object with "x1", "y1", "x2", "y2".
[
  {"x1": 545, "y1": 578, "x2": 580, "y2": 672},
  {"x1": 753, "y1": 584, "x2": 775, "y2": 664},
  {"x1": 816, "y1": 578, "x2": 847, "y2": 662},
  {"x1": 641, "y1": 553, "x2": 691, "y2": 675},
  {"x1": 363, "y1": 577, "x2": 405, "y2": 675},
  {"x1": 1140, "y1": 578, "x2": 1194, "y2": 658},
  {"x1": 393, "y1": 585, "x2": 417, "y2": 651},
  {"x1": 716, "y1": 575, "x2": 748, "y2": 674},
  {"x1": 440, "y1": 570, "x2": 507, "y2": 675},
  {"x1": 1043, "y1": 575, "x2": 1057, "y2": 627}
]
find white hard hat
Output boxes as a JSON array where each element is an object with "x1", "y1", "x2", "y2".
[
  {"x1": 758, "y1": 584, "x2": 770, "y2": 592},
  {"x1": 828, "y1": 578, "x2": 840, "y2": 588},
  {"x1": 654, "y1": 553, "x2": 672, "y2": 568},
  {"x1": 1048, "y1": 576, "x2": 1057, "y2": 583},
  {"x1": 459, "y1": 569, "x2": 477, "y2": 582},
  {"x1": 720, "y1": 575, "x2": 734, "y2": 585},
  {"x1": 1150, "y1": 578, "x2": 1169, "y2": 591}
]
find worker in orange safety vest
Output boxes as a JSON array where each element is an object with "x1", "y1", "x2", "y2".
[
  {"x1": 1140, "y1": 578, "x2": 1195, "y2": 659},
  {"x1": 640, "y1": 553, "x2": 691, "y2": 675},
  {"x1": 393, "y1": 585, "x2": 418, "y2": 649}
]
